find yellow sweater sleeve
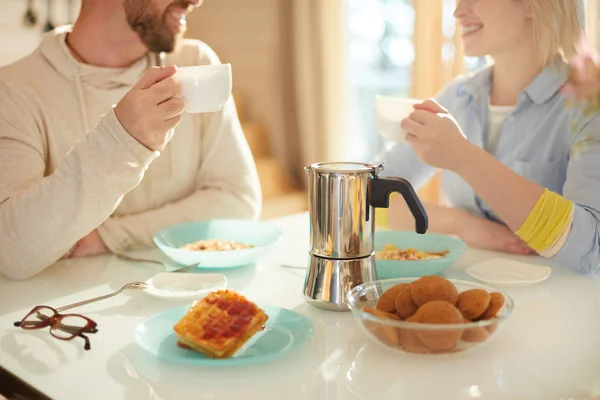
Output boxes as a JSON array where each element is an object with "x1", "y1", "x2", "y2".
[{"x1": 516, "y1": 189, "x2": 574, "y2": 253}]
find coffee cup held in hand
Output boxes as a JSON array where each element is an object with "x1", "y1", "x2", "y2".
[
  {"x1": 374, "y1": 95, "x2": 421, "y2": 142},
  {"x1": 176, "y1": 63, "x2": 232, "y2": 113}
]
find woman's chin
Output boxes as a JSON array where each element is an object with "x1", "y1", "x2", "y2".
[{"x1": 462, "y1": 47, "x2": 488, "y2": 59}]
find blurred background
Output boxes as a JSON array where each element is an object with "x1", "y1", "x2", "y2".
[{"x1": 2, "y1": 0, "x2": 599, "y2": 219}]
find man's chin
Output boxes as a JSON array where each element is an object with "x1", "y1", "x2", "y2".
[
  {"x1": 169, "y1": 33, "x2": 185, "y2": 53},
  {"x1": 160, "y1": 28, "x2": 185, "y2": 53},
  {"x1": 142, "y1": 33, "x2": 182, "y2": 54}
]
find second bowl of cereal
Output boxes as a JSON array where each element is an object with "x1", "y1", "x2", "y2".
[
  {"x1": 153, "y1": 219, "x2": 283, "y2": 268},
  {"x1": 374, "y1": 231, "x2": 467, "y2": 279}
]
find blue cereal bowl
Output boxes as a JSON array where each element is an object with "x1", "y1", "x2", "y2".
[
  {"x1": 153, "y1": 219, "x2": 283, "y2": 268},
  {"x1": 374, "y1": 231, "x2": 467, "y2": 279}
]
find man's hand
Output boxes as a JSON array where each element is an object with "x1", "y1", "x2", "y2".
[
  {"x1": 115, "y1": 65, "x2": 184, "y2": 151},
  {"x1": 64, "y1": 230, "x2": 108, "y2": 259}
]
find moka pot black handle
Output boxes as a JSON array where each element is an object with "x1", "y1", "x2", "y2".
[{"x1": 370, "y1": 177, "x2": 428, "y2": 234}]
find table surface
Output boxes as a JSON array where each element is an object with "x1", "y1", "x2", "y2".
[{"x1": 1, "y1": 212, "x2": 600, "y2": 400}]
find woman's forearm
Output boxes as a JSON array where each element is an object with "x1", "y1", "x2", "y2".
[
  {"x1": 388, "y1": 197, "x2": 469, "y2": 235},
  {"x1": 386, "y1": 193, "x2": 535, "y2": 254},
  {"x1": 455, "y1": 145, "x2": 545, "y2": 231}
]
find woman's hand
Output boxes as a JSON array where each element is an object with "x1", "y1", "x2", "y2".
[
  {"x1": 562, "y1": 32, "x2": 600, "y2": 101},
  {"x1": 401, "y1": 99, "x2": 479, "y2": 171},
  {"x1": 458, "y1": 214, "x2": 536, "y2": 255}
]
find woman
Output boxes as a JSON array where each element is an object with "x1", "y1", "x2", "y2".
[{"x1": 379, "y1": 0, "x2": 600, "y2": 274}]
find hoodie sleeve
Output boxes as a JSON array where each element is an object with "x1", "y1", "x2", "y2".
[
  {"x1": 0, "y1": 82, "x2": 158, "y2": 279},
  {"x1": 94, "y1": 41, "x2": 262, "y2": 253},
  {"x1": 96, "y1": 94, "x2": 262, "y2": 253}
]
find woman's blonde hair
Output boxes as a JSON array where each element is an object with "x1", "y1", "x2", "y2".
[{"x1": 527, "y1": 0, "x2": 585, "y2": 67}]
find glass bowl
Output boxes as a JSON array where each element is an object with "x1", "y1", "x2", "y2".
[{"x1": 347, "y1": 277, "x2": 513, "y2": 356}]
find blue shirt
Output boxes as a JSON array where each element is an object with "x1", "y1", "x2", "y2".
[{"x1": 380, "y1": 60, "x2": 600, "y2": 274}]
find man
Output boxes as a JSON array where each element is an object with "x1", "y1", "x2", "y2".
[{"x1": 0, "y1": 0, "x2": 262, "y2": 279}]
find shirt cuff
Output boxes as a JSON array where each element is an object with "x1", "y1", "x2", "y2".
[
  {"x1": 104, "y1": 107, "x2": 160, "y2": 168},
  {"x1": 552, "y1": 205, "x2": 597, "y2": 273},
  {"x1": 538, "y1": 215, "x2": 573, "y2": 258}
]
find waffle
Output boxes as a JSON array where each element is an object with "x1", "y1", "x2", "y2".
[{"x1": 173, "y1": 290, "x2": 268, "y2": 359}]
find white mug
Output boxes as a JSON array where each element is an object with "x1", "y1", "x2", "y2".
[
  {"x1": 177, "y1": 63, "x2": 232, "y2": 113},
  {"x1": 374, "y1": 95, "x2": 421, "y2": 142}
]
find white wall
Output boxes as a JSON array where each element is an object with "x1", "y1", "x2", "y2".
[{"x1": 0, "y1": 0, "x2": 80, "y2": 67}]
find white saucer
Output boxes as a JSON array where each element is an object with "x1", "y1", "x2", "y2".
[
  {"x1": 143, "y1": 272, "x2": 227, "y2": 299},
  {"x1": 465, "y1": 258, "x2": 551, "y2": 286}
]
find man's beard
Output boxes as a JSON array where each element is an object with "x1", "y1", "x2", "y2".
[{"x1": 123, "y1": 0, "x2": 188, "y2": 53}]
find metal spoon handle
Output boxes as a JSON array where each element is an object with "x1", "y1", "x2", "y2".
[
  {"x1": 115, "y1": 253, "x2": 200, "y2": 272},
  {"x1": 280, "y1": 264, "x2": 306, "y2": 270},
  {"x1": 115, "y1": 253, "x2": 168, "y2": 268},
  {"x1": 56, "y1": 283, "x2": 147, "y2": 312},
  {"x1": 173, "y1": 262, "x2": 201, "y2": 273}
]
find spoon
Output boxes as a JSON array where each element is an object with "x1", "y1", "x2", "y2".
[
  {"x1": 115, "y1": 253, "x2": 201, "y2": 273},
  {"x1": 280, "y1": 264, "x2": 306, "y2": 270},
  {"x1": 56, "y1": 282, "x2": 148, "y2": 312}
]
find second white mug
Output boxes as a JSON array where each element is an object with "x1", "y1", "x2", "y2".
[{"x1": 374, "y1": 95, "x2": 421, "y2": 142}]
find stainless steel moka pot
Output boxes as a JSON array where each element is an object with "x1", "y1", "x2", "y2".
[{"x1": 303, "y1": 162, "x2": 428, "y2": 311}]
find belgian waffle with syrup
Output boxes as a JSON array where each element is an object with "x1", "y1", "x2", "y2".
[{"x1": 173, "y1": 290, "x2": 268, "y2": 358}]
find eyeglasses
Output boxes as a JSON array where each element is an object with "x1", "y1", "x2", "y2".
[{"x1": 13, "y1": 306, "x2": 98, "y2": 350}]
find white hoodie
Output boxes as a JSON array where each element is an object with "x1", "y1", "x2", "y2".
[{"x1": 0, "y1": 27, "x2": 262, "y2": 279}]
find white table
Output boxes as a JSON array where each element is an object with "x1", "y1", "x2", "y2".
[{"x1": 1, "y1": 212, "x2": 600, "y2": 400}]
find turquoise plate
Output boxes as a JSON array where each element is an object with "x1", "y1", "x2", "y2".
[
  {"x1": 153, "y1": 219, "x2": 283, "y2": 268},
  {"x1": 374, "y1": 231, "x2": 467, "y2": 279},
  {"x1": 133, "y1": 305, "x2": 314, "y2": 366}
]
